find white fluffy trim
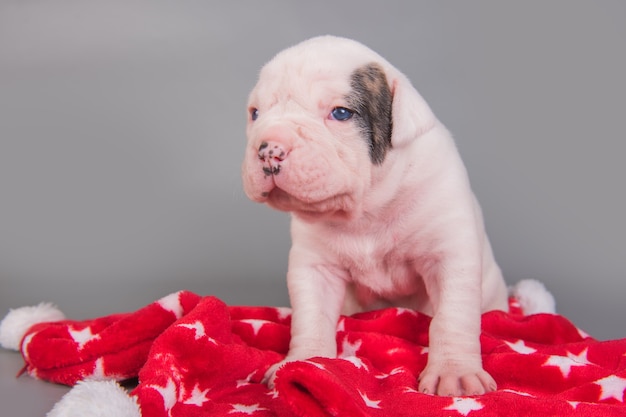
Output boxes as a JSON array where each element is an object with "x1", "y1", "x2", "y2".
[
  {"x1": 510, "y1": 279, "x2": 556, "y2": 315},
  {"x1": 0, "y1": 302, "x2": 66, "y2": 351},
  {"x1": 47, "y1": 380, "x2": 141, "y2": 417}
]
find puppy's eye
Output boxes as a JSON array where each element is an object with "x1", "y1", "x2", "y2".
[
  {"x1": 250, "y1": 108, "x2": 259, "y2": 121},
  {"x1": 329, "y1": 107, "x2": 354, "y2": 121}
]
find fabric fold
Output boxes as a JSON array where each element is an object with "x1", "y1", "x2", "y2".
[{"x1": 1, "y1": 289, "x2": 625, "y2": 416}]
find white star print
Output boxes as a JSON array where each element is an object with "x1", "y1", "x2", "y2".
[
  {"x1": 147, "y1": 379, "x2": 177, "y2": 414},
  {"x1": 501, "y1": 389, "x2": 533, "y2": 397},
  {"x1": 303, "y1": 360, "x2": 327, "y2": 371},
  {"x1": 68, "y1": 326, "x2": 100, "y2": 350},
  {"x1": 568, "y1": 401, "x2": 580, "y2": 409},
  {"x1": 21, "y1": 332, "x2": 36, "y2": 361},
  {"x1": 443, "y1": 397, "x2": 484, "y2": 416},
  {"x1": 236, "y1": 370, "x2": 258, "y2": 388},
  {"x1": 240, "y1": 319, "x2": 267, "y2": 336},
  {"x1": 158, "y1": 292, "x2": 184, "y2": 319},
  {"x1": 338, "y1": 338, "x2": 367, "y2": 368},
  {"x1": 183, "y1": 384, "x2": 210, "y2": 407},
  {"x1": 577, "y1": 327, "x2": 591, "y2": 339},
  {"x1": 595, "y1": 375, "x2": 626, "y2": 402},
  {"x1": 359, "y1": 391, "x2": 381, "y2": 409},
  {"x1": 341, "y1": 355, "x2": 368, "y2": 370},
  {"x1": 336, "y1": 318, "x2": 346, "y2": 332},
  {"x1": 339, "y1": 338, "x2": 362, "y2": 357},
  {"x1": 375, "y1": 367, "x2": 405, "y2": 379},
  {"x1": 229, "y1": 403, "x2": 267, "y2": 415},
  {"x1": 90, "y1": 357, "x2": 106, "y2": 380},
  {"x1": 542, "y1": 354, "x2": 588, "y2": 378},
  {"x1": 505, "y1": 340, "x2": 537, "y2": 355},
  {"x1": 274, "y1": 307, "x2": 291, "y2": 321},
  {"x1": 395, "y1": 307, "x2": 417, "y2": 317},
  {"x1": 387, "y1": 347, "x2": 404, "y2": 355},
  {"x1": 566, "y1": 348, "x2": 593, "y2": 366},
  {"x1": 389, "y1": 366, "x2": 406, "y2": 375},
  {"x1": 178, "y1": 321, "x2": 206, "y2": 340}
]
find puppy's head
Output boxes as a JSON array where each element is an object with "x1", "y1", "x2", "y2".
[{"x1": 242, "y1": 36, "x2": 436, "y2": 220}]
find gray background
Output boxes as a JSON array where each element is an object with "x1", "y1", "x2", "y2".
[{"x1": 1, "y1": 1, "x2": 625, "y2": 415}]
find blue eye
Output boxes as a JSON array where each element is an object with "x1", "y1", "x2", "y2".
[
  {"x1": 330, "y1": 107, "x2": 354, "y2": 121},
  {"x1": 250, "y1": 108, "x2": 259, "y2": 121}
]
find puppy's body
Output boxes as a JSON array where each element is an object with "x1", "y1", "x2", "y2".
[{"x1": 242, "y1": 36, "x2": 508, "y2": 396}]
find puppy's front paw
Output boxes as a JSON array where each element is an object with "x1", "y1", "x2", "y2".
[{"x1": 418, "y1": 362, "x2": 497, "y2": 396}]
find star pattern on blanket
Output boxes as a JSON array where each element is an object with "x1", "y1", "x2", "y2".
[
  {"x1": 68, "y1": 325, "x2": 100, "y2": 350},
  {"x1": 20, "y1": 332, "x2": 37, "y2": 361},
  {"x1": 236, "y1": 370, "x2": 258, "y2": 388},
  {"x1": 395, "y1": 307, "x2": 418, "y2": 317},
  {"x1": 505, "y1": 339, "x2": 537, "y2": 354},
  {"x1": 595, "y1": 375, "x2": 626, "y2": 402},
  {"x1": 182, "y1": 384, "x2": 211, "y2": 407},
  {"x1": 375, "y1": 366, "x2": 406, "y2": 380},
  {"x1": 274, "y1": 307, "x2": 291, "y2": 321},
  {"x1": 336, "y1": 317, "x2": 346, "y2": 332},
  {"x1": 12, "y1": 291, "x2": 626, "y2": 417},
  {"x1": 359, "y1": 390, "x2": 382, "y2": 409},
  {"x1": 501, "y1": 389, "x2": 533, "y2": 397},
  {"x1": 568, "y1": 401, "x2": 581, "y2": 410},
  {"x1": 567, "y1": 347, "x2": 593, "y2": 365},
  {"x1": 577, "y1": 327, "x2": 591, "y2": 339},
  {"x1": 147, "y1": 378, "x2": 177, "y2": 414},
  {"x1": 338, "y1": 337, "x2": 368, "y2": 369},
  {"x1": 90, "y1": 357, "x2": 106, "y2": 380},
  {"x1": 241, "y1": 319, "x2": 268, "y2": 336},
  {"x1": 228, "y1": 403, "x2": 267, "y2": 415},
  {"x1": 443, "y1": 397, "x2": 484, "y2": 416},
  {"x1": 303, "y1": 360, "x2": 327, "y2": 371},
  {"x1": 339, "y1": 337, "x2": 362, "y2": 357},
  {"x1": 177, "y1": 321, "x2": 207, "y2": 341},
  {"x1": 543, "y1": 354, "x2": 588, "y2": 378},
  {"x1": 542, "y1": 348, "x2": 593, "y2": 378},
  {"x1": 403, "y1": 386, "x2": 419, "y2": 394},
  {"x1": 157, "y1": 292, "x2": 185, "y2": 319}
]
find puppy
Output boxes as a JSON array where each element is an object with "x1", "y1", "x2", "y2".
[{"x1": 241, "y1": 36, "x2": 509, "y2": 396}]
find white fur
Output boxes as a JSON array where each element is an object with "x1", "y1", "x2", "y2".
[
  {"x1": 510, "y1": 279, "x2": 556, "y2": 315},
  {"x1": 0, "y1": 302, "x2": 66, "y2": 351},
  {"x1": 47, "y1": 380, "x2": 140, "y2": 417},
  {"x1": 242, "y1": 36, "x2": 510, "y2": 396}
]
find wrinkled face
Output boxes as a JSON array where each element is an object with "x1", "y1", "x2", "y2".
[{"x1": 242, "y1": 38, "x2": 394, "y2": 221}]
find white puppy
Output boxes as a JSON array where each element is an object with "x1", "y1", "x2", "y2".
[{"x1": 242, "y1": 36, "x2": 509, "y2": 396}]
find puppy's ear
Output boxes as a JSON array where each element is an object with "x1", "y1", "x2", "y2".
[
  {"x1": 388, "y1": 70, "x2": 437, "y2": 148},
  {"x1": 348, "y1": 63, "x2": 394, "y2": 165}
]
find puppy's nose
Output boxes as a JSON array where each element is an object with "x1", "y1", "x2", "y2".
[
  {"x1": 258, "y1": 141, "x2": 288, "y2": 176},
  {"x1": 258, "y1": 141, "x2": 287, "y2": 162}
]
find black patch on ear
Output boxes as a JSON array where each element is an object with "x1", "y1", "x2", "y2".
[{"x1": 347, "y1": 63, "x2": 393, "y2": 164}]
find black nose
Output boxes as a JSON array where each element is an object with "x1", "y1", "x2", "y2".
[
  {"x1": 258, "y1": 142, "x2": 287, "y2": 162},
  {"x1": 258, "y1": 141, "x2": 287, "y2": 176}
]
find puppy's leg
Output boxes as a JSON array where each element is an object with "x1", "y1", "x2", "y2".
[
  {"x1": 418, "y1": 260, "x2": 497, "y2": 396},
  {"x1": 263, "y1": 265, "x2": 346, "y2": 388}
]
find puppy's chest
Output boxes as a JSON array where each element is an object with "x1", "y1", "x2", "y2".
[{"x1": 332, "y1": 234, "x2": 419, "y2": 296}]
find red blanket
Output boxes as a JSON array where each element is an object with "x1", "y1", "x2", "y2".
[{"x1": 5, "y1": 290, "x2": 626, "y2": 416}]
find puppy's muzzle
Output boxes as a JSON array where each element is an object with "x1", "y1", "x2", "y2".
[{"x1": 258, "y1": 141, "x2": 288, "y2": 176}]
